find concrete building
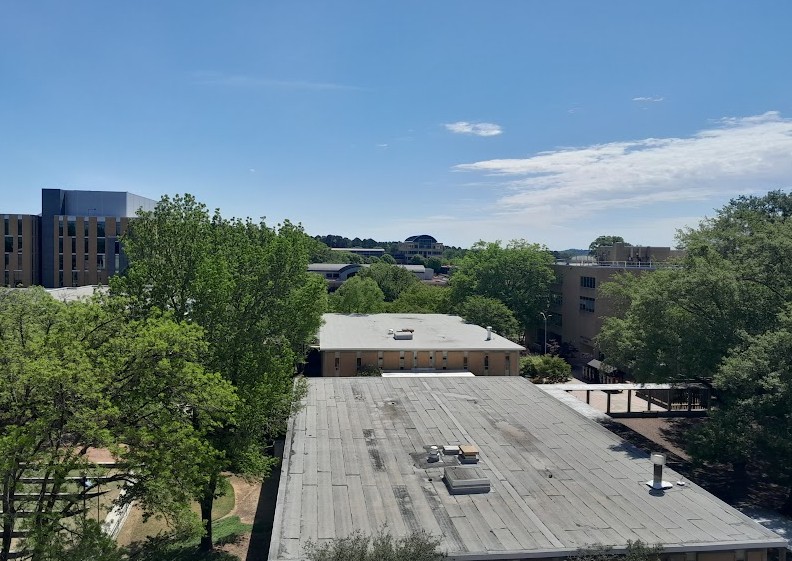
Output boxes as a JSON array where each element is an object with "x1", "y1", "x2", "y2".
[
  {"x1": 308, "y1": 263, "x2": 434, "y2": 291},
  {"x1": 2, "y1": 189, "x2": 156, "y2": 288},
  {"x1": 269, "y1": 376, "x2": 786, "y2": 561},
  {"x1": 316, "y1": 313, "x2": 524, "y2": 376},
  {"x1": 395, "y1": 234, "x2": 444, "y2": 263},
  {"x1": 329, "y1": 247, "x2": 386, "y2": 258},
  {"x1": 595, "y1": 242, "x2": 684, "y2": 265},
  {"x1": 2, "y1": 214, "x2": 40, "y2": 287},
  {"x1": 41, "y1": 189, "x2": 156, "y2": 288},
  {"x1": 547, "y1": 246, "x2": 683, "y2": 360}
]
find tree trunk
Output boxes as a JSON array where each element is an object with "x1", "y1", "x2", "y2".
[
  {"x1": 198, "y1": 472, "x2": 219, "y2": 552},
  {"x1": 781, "y1": 486, "x2": 792, "y2": 517}
]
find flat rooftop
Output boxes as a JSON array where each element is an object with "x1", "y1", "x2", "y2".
[
  {"x1": 318, "y1": 313, "x2": 524, "y2": 352},
  {"x1": 269, "y1": 377, "x2": 784, "y2": 560}
]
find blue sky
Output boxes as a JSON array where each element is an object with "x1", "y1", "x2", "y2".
[{"x1": 2, "y1": 1, "x2": 791, "y2": 249}]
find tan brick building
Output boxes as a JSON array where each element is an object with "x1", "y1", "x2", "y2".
[
  {"x1": 317, "y1": 313, "x2": 523, "y2": 376},
  {"x1": 2, "y1": 214, "x2": 40, "y2": 287}
]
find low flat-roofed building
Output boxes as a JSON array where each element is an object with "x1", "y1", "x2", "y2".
[
  {"x1": 269, "y1": 377, "x2": 786, "y2": 561},
  {"x1": 330, "y1": 247, "x2": 386, "y2": 258},
  {"x1": 318, "y1": 313, "x2": 523, "y2": 376}
]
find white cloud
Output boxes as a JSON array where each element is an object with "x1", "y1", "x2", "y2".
[
  {"x1": 445, "y1": 121, "x2": 503, "y2": 137},
  {"x1": 454, "y1": 111, "x2": 792, "y2": 218},
  {"x1": 632, "y1": 96, "x2": 664, "y2": 102}
]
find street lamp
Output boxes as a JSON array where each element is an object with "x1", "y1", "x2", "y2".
[{"x1": 539, "y1": 312, "x2": 552, "y2": 354}]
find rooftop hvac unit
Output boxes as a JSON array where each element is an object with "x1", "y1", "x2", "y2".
[
  {"x1": 443, "y1": 466, "x2": 490, "y2": 495},
  {"x1": 393, "y1": 330, "x2": 413, "y2": 340}
]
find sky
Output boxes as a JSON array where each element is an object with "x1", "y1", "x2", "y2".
[{"x1": 1, "y1": 1, "x2": 791, "y2": 250}]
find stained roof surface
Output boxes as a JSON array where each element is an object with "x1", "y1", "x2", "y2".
[
  {"x1": 318, "y1": 313, "x2": 525, "y2": 352},
  {"x1": 268, "y1": 377, "x2": 784, "y2": 560}
]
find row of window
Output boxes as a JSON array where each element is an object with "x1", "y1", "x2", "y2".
[
  {"x1": 3, "y1": 236, "x2": 22, "y2": 253},
  {"x1": 58, "y1": 217, "x2": 123, "y2": 238},
  {"x1": 580, "y1": 296, "x2": 596, "y2": 313},
  {"x1": 335, "y1": 351, "x2": 507, "y2": 372},
  {"x1": 580, "y1": 276, "x2": 596, "y2": 289},
  {"x1": 58, "y1": 237, "x2": 116, "y2": 254},
  {"x1": 3, "y1": 217, "x2": 24, "y2": 236}
]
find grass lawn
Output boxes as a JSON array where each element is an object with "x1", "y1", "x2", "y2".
[{"x1": 117, "y1": 475, "x2": 239, "y2": 547}]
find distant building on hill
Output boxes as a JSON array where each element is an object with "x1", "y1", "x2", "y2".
[
  {"x1": 394, "y1": 234, "x2": 444, "y2": 263},
  {"x1": 329, "y1": 247, "x2": 386, "y2": 258}
]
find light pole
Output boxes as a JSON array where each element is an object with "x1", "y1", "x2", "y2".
[{"x1": 539, "y1": 312, "x2": 551, "y2": 354}]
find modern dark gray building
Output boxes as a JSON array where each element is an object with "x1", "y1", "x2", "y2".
[{"x1": 2, "y1": 189, "x2": 156, "y2": 288}]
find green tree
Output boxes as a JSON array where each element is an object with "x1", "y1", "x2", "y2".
[
  {"x1": 389, "y1": 284, "x2": 451, "y2": 314},
  {"x1": 358, "y1": 262, "x2": 419, "y2": 302},
  {"x1": 113, "y1": 194, "x2": 327, "y2": 550},
  {"x1": 457, "y1": 295, "x2": 519, "y2": 341},
  {"x1": 690, "y1": 308, "x2": 792, "y2": 512},
  {"x1": 519, "y1": 355, "x2": 571, "y2": 383},
  {"x1": 0, "y1": 288, "x2": 235, "y2": 561},
  {"x1": 425, "y1": 257, "x2": 443, "y2": 273},
  {"x1": 380, "y1": 253, "x2": 396, "y2": 264},
  {"x1": 588, "y1": 235, "x2": 629, "y2": 254},
  {"x1": 596, "y1": 190, "x2": 792, "y2": 508},
  {"x1": 450, "y1": 240, "x2": 556, "y2": 341},
  {"x1": 410, "y1": 254, "x2": 427, "y2": 266},
  {"x1": 305, "y1": 530, "x2": 445, "y2": 561},
  {"x1": 330, "y1": 276, "x2": 385, "y2": 313},
  {"x1": 576, "y1": 540, "x2": 662, "y2": 561}
]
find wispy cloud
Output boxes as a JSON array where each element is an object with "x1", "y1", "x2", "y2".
[
  {"x1": 632, "y1": 96, "x2": 664, "y2": 102},
  {"x1": 454, "y1": 111, "x2": 792, "y2": 217},
  {"x1": 445, "y1": 121, "x2": 503, "y2": 137},
  {"x1": 192, "y1": 71, "x2": 364, "y2": 92}
]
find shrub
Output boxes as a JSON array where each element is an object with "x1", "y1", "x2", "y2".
[
  {"x1": 520, "y1": 354, "x2": 571, "y2": 384},
  {"x1": 305, "y1": 530, "x2": 445, "y2": 561}
]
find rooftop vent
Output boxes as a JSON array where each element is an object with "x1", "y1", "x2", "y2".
[
  {"x1": 486, "y1": 326, "x2": 492, "y2": 340},
  {"x1": 393, "y1": 329, "x2": 414, "y2": 340},
  {"x1": 443, "y1": 466, "x2": 490, "y2": 495}
]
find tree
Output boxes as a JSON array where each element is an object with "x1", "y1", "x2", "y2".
[
  {"x1": 389, "y1": 284, "x2": 451, "y2": 314},
  {"x1": 330, "y1": 276, "x2": 385, "y2": 313},
  {"x1": 425, "y1": 257, "x2": 443, "y2": 273},
  {"x1": 380, "y1": 253, "x2": 396, "y2": 264},
  {"x1": 596, "y1": 190, "x2": 792, "y2": 509},
  {"x1": 0, "y1": 288, "x2": 235, "y2": 561},
  {"x1": 519, "y1": 355, "x2": 571, "y2": 384},
  {"x1": 305, "y1": 530, "x2": 445, "y2": 561},
  {"x1": 450, "y1": 240, "x2": 556, "y2": 341},
  {"x1": 410, "y1": 254, "x2": 427, "y2": 266},
  {"x1": 457, "y1": 296, "x2": 519, "y2": 341},
  {"x1": 690, "y1": 308, "x2": 792, "y2": 512},
  {"x1": 358, "y1": 262, "x2": 419, "y2": 302},
  {"x1": 588, "y1": 235, "x2": 629, "y2": 254},
  {"x1": 112, "y1": 194, "x2": 327, "y2": 550}
]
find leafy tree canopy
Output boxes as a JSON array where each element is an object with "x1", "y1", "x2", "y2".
[
  {"x1": 596, "y1": 190, "x2": 792, "y2": 511},
  {"x1": 330, "y1": 276, "x2": 385, "y2": 314},
  {"x1": 113, "y1": 193, "x2": 327, "y2": 550},
  {"x1": 520, "y1": 354, "x2": 572, "y2": 384},
  {"x1": 389, "y1": 284, "x2": 451, "y2": 314},
  {"x1": 305, "y1": 530, "x2": 445, "y2": 561},
  {"x1": 457, "y1": 295, "x2": 520, "y2": 341},
  {"x1": 358, "y1": 262, "x2": 419, "y2": 302},
  {"x1": 0, "y1": 288, "x2": 235, "y2": 560},
  {"x1": 449, "y1": 240, "x2": 556, "y2": 338}
]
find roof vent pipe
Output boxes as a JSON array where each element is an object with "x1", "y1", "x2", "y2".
[
  {"x1": 646, "y1": 452, "x2": 672, "y2": 490},
  {"x1": 486, "y1": 326, "x2": 492, "y2": 340}
]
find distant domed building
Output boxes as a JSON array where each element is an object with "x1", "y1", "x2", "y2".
[{"x1": 395, "y1": 234, "x2": 444, "y2": 263}]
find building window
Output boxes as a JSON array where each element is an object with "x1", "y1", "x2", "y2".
[
  {"x1": 334, "y1": 353, "x2": 340, "y2": 371},
  {"x1": 84, "y1": 238, "x2": 89, "y2": 254},
  {"x1": 71, "y1": 255, "x2": 77, "y2": 270},
  {"x1": 59, "y1": 254, "x2": 63, "y2": 270},
  {"x1": 378, "y1": 351, "x2": 383, "y2": 368},
  {"x1": 71, "y1": 271, "x2": 79, "y2": 287},
  {"x1": 17, "y1": 219, "x2": 22, "y2": 236},
  {"x1": 356, "y1": 357, "x2": 362, "y2": 369},
  {"x1": 71, "y1": 238, "x2": 76, "y2": 254},
  {"x1": 580, "y1": 296, "x2": 595, "y2": 313},
  {"x1": 97, "y1": 220, "x2": 105, "y2": 238},
  {"x1": 484, "y1": 355, "x2": 489, "y2": 370},
  {"x1": 463, "y1": 353, "x2": 468, "y2": 370},
  {"x1": 399, "y1": 351, "x2": 405, "y2": 370},
  {"x1": 4, "y1": 236, "x2": 11, "y2": 253},
  {"x1": 97, "y1": 254, "x2": 105, "y2": 270},
  {"x1": 2, "y1": 218, "x2": 8, "y2": 235},
  {"x1": 84, "y1": 220, "x2": 89, "y2": 237},
  {"x1": 67, "y1": 220, "x2": 76, "y2": 237},
  {"x1": 17, "y1": 236, "x2": 22, "y2": 252},
  {"x1": 58, "y1": 237, "x2": 63, "y2": 253},
  {"x1": 442, "y1": 351, "x2": 447, "y2": 370},
  {"x1": 581, "y1": 276, "x2": 596, "y2": 289},
  {"x1": 505, "y1": 355, "x2": 510, "y2": 374}
]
